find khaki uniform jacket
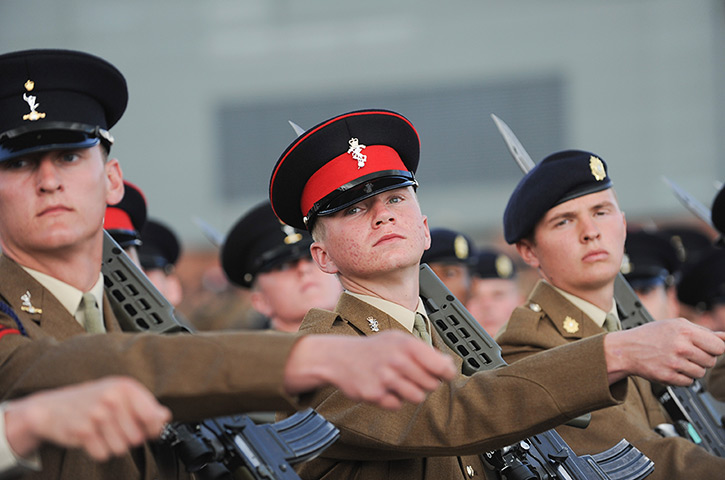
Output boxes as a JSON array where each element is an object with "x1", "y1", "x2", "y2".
[
  {"x1": 0, "y1": 255, "x2": 300, "y2": 480},
  {"x1": 290, "y1": 292, "x2": 627, "y2": 480},
  {"x1": 497, "y1": 280, "x2": 725, "y2": 480}
]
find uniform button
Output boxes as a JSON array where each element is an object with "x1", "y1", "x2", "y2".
[{"x1": 466, "y1": 465, "x2": 477, "y2": 477}]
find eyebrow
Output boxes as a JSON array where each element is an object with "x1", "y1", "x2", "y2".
[{"x1": 543, "y1": 200, "x2": 616, "y2": 225}]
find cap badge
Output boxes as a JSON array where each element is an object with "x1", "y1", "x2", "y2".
[
  {"x1": 348, "y1": 138, "x2": 367, "y2": 169},
  {"x1": 589, "y1": 156, "x2": 606, "y2": 181},
  {"x1": 454, "y1": 235, "x2": 469, "y2": 260},
  {"x1": 22, "y1": 80, "x2": 46, "y2": 122},
  {"x1": 367, "y1": 316, "x2": 379, "y2": 332},
  {"x1": 563, "y1": 316, "x2": 579, "y2": 333},
  {"x1": 281, "y1": 224, "x2": 303, "y2": 245},
  {"x1": 20, "y1": 291, "x2": 42, "y2": 314},
  {"x1": 495, "y1": 254, "x2": 514, "y2": 279}
]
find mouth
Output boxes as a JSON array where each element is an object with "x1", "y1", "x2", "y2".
[
  {"x1": 38, "y1": 205, "x2": 72, "y2": 216},
  {"x1": 582, "y1": 249, "x2": 609, "y2": 262},
  {"x1": 374, "y1": 233, "x2": 404, "y2": 247}
]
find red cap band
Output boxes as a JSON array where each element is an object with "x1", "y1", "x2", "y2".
[
  {"x1": 104, "y1": 207, "x2": 136, "y2": 232},
  {"x1": 300, "y1": 145, "x2": 405, "y2": 217}
]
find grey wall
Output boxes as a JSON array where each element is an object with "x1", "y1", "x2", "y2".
[{"x1": 2, "y1": 0, "x2": 723, "y2": 247}]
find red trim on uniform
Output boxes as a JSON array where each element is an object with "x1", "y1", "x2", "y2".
[
  {"x1": 0, "y1": 328, "x2": 20, "y2": 339},
  {"x1": 104, "y1": 207, "x2": 135, "y2": 232},
  {"x1": 300, "y1": 145, "x2": 405, "y2": 217}
]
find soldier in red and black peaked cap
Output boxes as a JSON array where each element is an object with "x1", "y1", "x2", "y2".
[
  {"x1": 270, "y1": 112, "x2": 718, "y2": 480},
  {"x1": 0, "y1": 53, "x2": 460, "y2": 480},
  {"x1": 104, "y1": 180, "x2": 147, "y2": 265},
  {"x1": 496, "y1": 149, "x2": 725, "y2": 480}
]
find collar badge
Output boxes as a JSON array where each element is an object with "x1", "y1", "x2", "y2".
[
  {"x1": 348, "y1": 138, "x2": 367, "y2": 169},
  {"x1": 563, "y1": 316, "x2": 579, "y2": 333},
  {"x1": 20, "y1": 291, "x2": 42, "y2": 314},
  {"x1": 367, "y1": 316, "x2": 379, "y2": 332},
  {"x1": 22, "y1": 80, "x2": 46, "y2": 122},
  {"x1": 589, "y1": 156, "x2": 606, "y2": 181}
]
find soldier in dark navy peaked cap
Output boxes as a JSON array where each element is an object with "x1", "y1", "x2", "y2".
[
  {"x1": 270, "y1": 114, "x2": 723, "y2": 480},
  {"x1": 0, "y1": 49, "x2": 127, "y2": 161},
  {"x1": 420, "y1": 227, "x2": 476, "y2": 303},
  {"x1": 496, "y1": 149, "x2": 725, "y2": 479},
  {"x1": 620, "y1": 229, "x2": 681, "y2": 320},
  {"x1": 221, "y1": 200, "x2": 341, "y2": 332},
  {"x1": 465, "y1": 248, "x2": 524, "y2": 337},
  {"x1": 139, "y1": 218, "x2": 184, "y2": 307}
]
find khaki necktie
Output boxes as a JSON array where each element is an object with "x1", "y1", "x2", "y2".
[
  {"x1": 81, "y1": 293, "x2": 105, "y2": 333},
  {"x1": 413, "y1": 312, "x2": 432, "y2": 346},
  {"x1": 603, "y1": 312, "x2": 621, "y2": 333}
]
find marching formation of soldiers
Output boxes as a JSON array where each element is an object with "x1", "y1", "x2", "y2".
[{"x1": 1, "y1": 48, "x2": 725, "y2": 480}]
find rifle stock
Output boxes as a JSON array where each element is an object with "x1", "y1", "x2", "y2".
[
  {"x1": 101, "y1": 231, "x2": 339, "y2": 479},
  {"x1": 419, "y1": 264, "x2": 654, "y2": 480}
]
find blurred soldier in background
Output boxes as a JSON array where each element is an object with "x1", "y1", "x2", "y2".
[
  {"x1": 138, "y1": 218, "x2": 184, "y2": 307},
  {"x1": 221, "y1": 200, "x2": 342, "y2": 332},
  {"x1": 620, "y1": 229, "x2": 681, "y2": 321},
  {"x1": 464, "y1": 248, "x2": 524, "y2": 337},
  {"x1": 420, "y1": 227, "x2": 476, "y2": 304},
  {"x1": 103, "y1": 179, "x2": 146, "y2": 266}
]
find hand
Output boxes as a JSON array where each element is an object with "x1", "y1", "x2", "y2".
[
  {"x1": 604, "y1": 318, "x2": 725, "y2": 386},
  {"x1": 284, "y1": 331, "x2": 457, "y2": 410},
  {"x1": 4, "y1": 376, "x2": 171, "y2": 461}
]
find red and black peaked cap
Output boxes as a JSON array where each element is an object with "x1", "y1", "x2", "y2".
[
  {"x1": 269, "y1": 109, "x2": 420, "y2": 230},
  {"x1": 0, "y1": 49, "x2": 127, "y2": 162}
]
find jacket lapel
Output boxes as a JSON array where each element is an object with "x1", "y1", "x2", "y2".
[{"x1": 529, "y1": 281, "x2": 604, "y2": 339}]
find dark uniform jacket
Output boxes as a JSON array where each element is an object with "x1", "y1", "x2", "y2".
[
  {"x1": 0, "y1": 255, "x2": 300, "y2": 480},
  {"x1": 497, "y1": 280, "x2": 725, "y2": 480},
  {"x1": 290, "y1": 292, "x2": 627, "y2": 480}
]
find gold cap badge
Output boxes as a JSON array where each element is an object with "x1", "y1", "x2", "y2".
[
  {"x1": 620, "y1": 253, "x2": 632, "y2": 275},
  {"x1": 22, "y1": 79, "x2": 46, "y2": 122},
  {"x1": 454, "y1": 235, "x2": 469, "y2": 260},
  {"x1": 563, "y1": 316, "x2": 579, "y2": 333},
  {"x1": 280, "y1": 223, "x2": 303, "y2": 245},
  {"x1": 589, "y1": 156, "x2": 606, "y2": 181},
  {"x1": 495, "y1": 254, "x2": 513, "y2": 278}
]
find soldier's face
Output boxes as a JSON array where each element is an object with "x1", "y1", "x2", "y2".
[
  {"x1": 429, "y1": 262, "x2": 472, "y2": 303},
  {"x1": 0, "y1": 145, "x2": 123, "y2": 262},
  {"x1": 252, "y1": 257, "x2": 342, "y2": 332},
  {"x1": 310, "y1": 187, "x2": 431, "y2": 283},
  {"x1": 516, "y1": 189, "x2": 626, "y2": 298}
]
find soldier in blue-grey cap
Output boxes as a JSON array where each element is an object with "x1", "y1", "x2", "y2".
[
  {"x1": 497, "y1": 149, "x2": 725, "y2": 479},
  {"x1": 270, "y1": 112, "x2": 725, "y2": 479},
  {"x1": 0, "y1": 50, "x2": 460, "y2": 480}
]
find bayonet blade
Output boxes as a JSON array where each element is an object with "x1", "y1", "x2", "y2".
[
  {"x1": 661, "y1": 176, "x2": 714, "y2": 228},
  {"x1": 491, "y1": 114, "x2": 536, "y2": 174}
]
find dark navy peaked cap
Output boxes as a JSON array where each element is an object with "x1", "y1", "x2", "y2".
[
  {"x1": 222, "y1": 200, "x2": 314, "y2": 288},
  {"x1": 421, "y1": 228, "x2": 476, "y2": 266},
  {"x1": 503, "y1": 150, "x2": 612, "y2": 244},
  {"x1": 0, "y1": 49, "x2": 127, "y2": 162}
]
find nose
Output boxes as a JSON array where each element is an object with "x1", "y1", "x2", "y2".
[
  {"x1": 372, "y1": 200, "x2": 395, "y2": 226},
  {"x1": 36, "y1": 158, "x2": 62, "y2": 193},
  {"x1": 580, "y1": 216, "x2": 601, "y2": 242}
]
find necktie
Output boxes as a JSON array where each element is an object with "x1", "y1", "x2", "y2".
[
  {"x1": 603, "y1": 312, "x2": 621, "y2": 333},
  {"x1": 413, "y1": 313, "x2": 432, "y2": 346},
  {"x1": 81, "y1": 293, "x2": 105, "y2": 333}
]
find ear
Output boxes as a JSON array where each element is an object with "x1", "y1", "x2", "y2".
[
  {"x1": 250, "y1": 290, "x2": 274, "y2": 318},
  {"x1": 515, "y1": 239, "x2": 541, "y2": 269},
  {"x1": 104, "y1": 157, "x2": 124, "y2": 205},
  {"x1": 310, "y1": 241, "x2": 339, "y2": 275},
  {"x1": 422, "y1": 215, "x2": 431, "y2": 250}
]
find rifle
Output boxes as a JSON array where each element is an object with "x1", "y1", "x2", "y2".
[
  {"x1": 101, "y1": 231, "x2": 340, "y2": 479},
  {"x1": 419, "y1": 264, "x2": 654, "y2": 480},
  {"x1": 491, "y1": 113, "x2": 725, "y2": 457}
]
